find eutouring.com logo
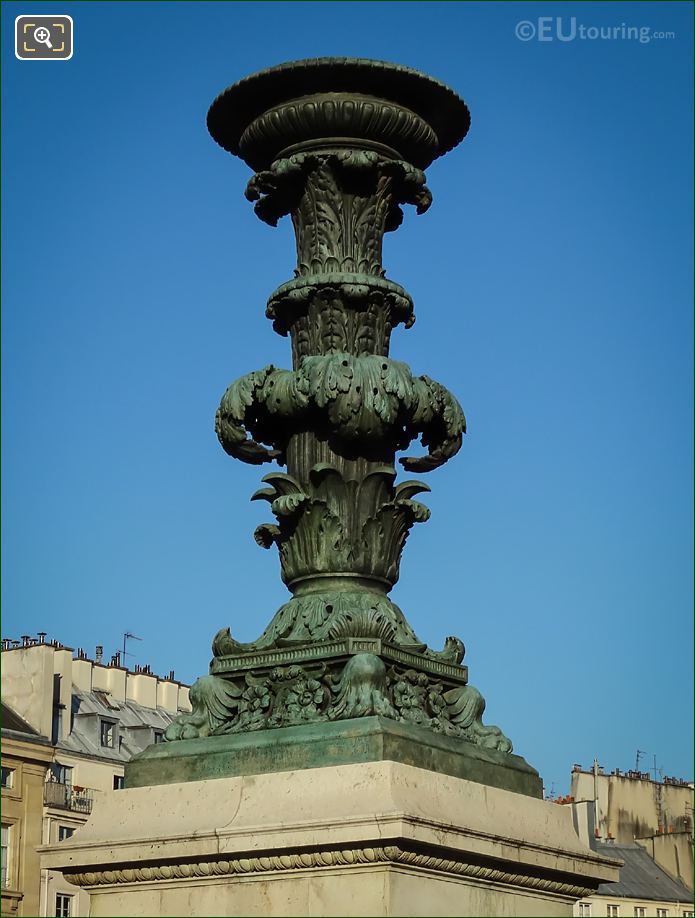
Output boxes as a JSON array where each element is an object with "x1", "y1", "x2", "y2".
[{"x1": 515, "y1": 17, "x2": 676, "y2": 44}]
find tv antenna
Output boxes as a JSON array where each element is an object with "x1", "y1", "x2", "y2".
[
  {"x1": 122, "y1": 631, "x2": 142, "y2": 663},
  {"x1": 635, "y1": 749, "x2": 647, "y2": 771},
  {"x1": 652, "y1": 754, "x2": 662, "y2": 783}
]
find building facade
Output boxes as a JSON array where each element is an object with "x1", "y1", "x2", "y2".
[
  {"x1": 1, "y1": 636, "x2": 190, "y2": 917},
  {"x1": 560, "y1": 763, "x2": 694, "y2": 918},
  {"x1": 570, "y1": 764, "x2": 693, "y2": 845},
  {"x1": 1, "y1": 704, "x2": 54, "y2": 918}
]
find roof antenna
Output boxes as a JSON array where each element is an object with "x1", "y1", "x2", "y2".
[{"x1": 122, "y1": 632, "x2": 142, "y2": 667}]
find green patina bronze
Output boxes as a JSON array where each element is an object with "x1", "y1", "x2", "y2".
[
  {"x1": 128, "y1": 718, "x2": 541, "y2": 798},
  {"x1": 140, "y1": 59, "x2": 532, "y2": 785}
]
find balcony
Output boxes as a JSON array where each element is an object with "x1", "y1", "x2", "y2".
[{"x1": 44, "y1": 781, "x2": 93, "y2": 814}]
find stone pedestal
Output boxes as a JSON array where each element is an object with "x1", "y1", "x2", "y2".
[{"x1": 42, "y1": 761, "x2": 619, "y2": 917}]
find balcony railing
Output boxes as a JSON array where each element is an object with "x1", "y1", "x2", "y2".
[{"x1": 44, "y1": 781, "x2": 93, "y2": 814}]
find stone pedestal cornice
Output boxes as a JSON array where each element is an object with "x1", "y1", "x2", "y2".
[{"x1": 42, "y1": 762, "x2": 621, "y2": 917}]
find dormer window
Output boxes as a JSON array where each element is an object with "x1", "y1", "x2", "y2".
[{"x1": 100, "y1": 720, "x2": 116, "y2": 748}]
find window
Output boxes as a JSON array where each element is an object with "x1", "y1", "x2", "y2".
[
  {"x1": 94, "y1": 690, "x2": 119, "y2": 711},
  {"x1": 55, "y1": 893, "x2": 73, "y2": 917},
  {"x1": 58, "y1": 826, "x2": 74, "y2": 842},
  {"x1": 153, "y1": 730, "x2": 164, "y2": 744},
  {"x1": 578, "y1": 904, "x2": 592, "y2": 917},
  {"x1": 607, "y1": 907, "x2": 620, "y2": 917},
  {"x1": 50, "y1": 763, "x2": 72, "y2": 785},
  {"x1": 113, "y1": 775, "x2": 125, "y2": 790},
  {"x1": 634, "y1": 909, "x2": 646, "y2": 918},
  {"x1": 682, "y1": 912, "x2": 694, "y2": 917},
  {"x1": 100, "y1": 720, "x2": 115, "y2": 748},
  {"x1": 1, "y1": 824, "x2": 10, "y2": 889},
  {"x1": 656, "y1": 910, "x2": 669, "y2": 917},
  {"x1": 1, "y1": 768, "x2": 14, "y2": 790}
]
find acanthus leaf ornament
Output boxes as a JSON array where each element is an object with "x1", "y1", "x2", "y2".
[{"x1": 215, "y1": 355, "x2": 466, "y2": 474}]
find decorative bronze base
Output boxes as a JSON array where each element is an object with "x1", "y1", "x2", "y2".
[{"x1": 132, "y1": 717, "x2": 540, "y2": 798}]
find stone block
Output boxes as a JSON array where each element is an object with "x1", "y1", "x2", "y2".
[{"x1": 42, "y1": 761, "x2": 620, "y2": 917}]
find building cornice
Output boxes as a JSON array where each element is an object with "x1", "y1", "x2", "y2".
[{"x1": 62, "y1": 843, "x2": 596, "y2": 900}]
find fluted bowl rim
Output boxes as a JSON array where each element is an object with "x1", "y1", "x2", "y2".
[{"x1": 207, "y1": 57, "x2": 470, "y2": 168}]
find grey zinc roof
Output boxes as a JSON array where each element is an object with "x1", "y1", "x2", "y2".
[
  {"x1": 596, "y1": 842, "x2": 694, "y2": 902},
  {"x1": 57, "y1": 690, "x2": 178, "y2": 763},
  {"x1": 1, "y1": 700, "x2": 40, "y2": 735},
  {"x1": 71, "y1": 690, "x2": 174, "y2": 728}
]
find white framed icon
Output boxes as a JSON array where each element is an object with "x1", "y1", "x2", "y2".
[{"x1": 15, "y1": 15, "x2": 74, "y2": 60}]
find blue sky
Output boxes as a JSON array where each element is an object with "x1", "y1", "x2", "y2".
[{"x1": 2, "y1": 1, "x2": 692, "y2": 795}]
